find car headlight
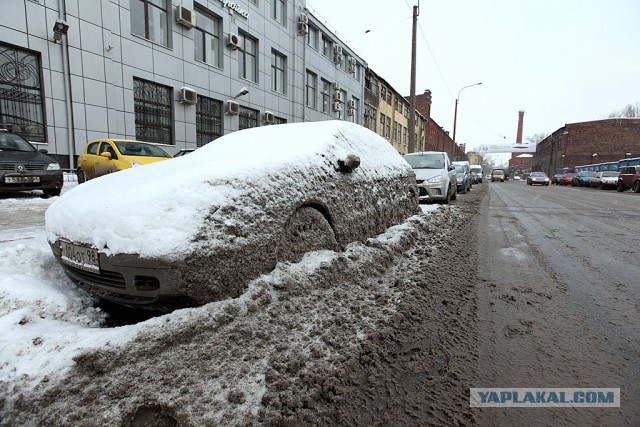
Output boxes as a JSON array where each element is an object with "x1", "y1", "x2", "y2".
[
  {"x1": 428, "y1": 175, "x2": 444, "y2": 183},
  {"x1": 130, "y1": 161, "x2": 141, "y2": 167},
  {"x1": 545, "y1": 178, "x2": 549, "y2": 182},
  {"x1": 456, "y1": 177, "x2": 463, "y2": 182},
  {"x1": 46, "y1": 162, "x2": 61, "y2": 171}
]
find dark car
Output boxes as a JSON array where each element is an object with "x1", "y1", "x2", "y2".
[
  {"x1": 558, "y1": 172, "x2": 577, "y2": 186},
  {"x1": 551, "y1": 173, "x2": 563, "y2": 185},
  {"x1": 45, "y1": 121, "x2": 419, "y2": 310},
  {"x1": 0, "y1": 128, "x2": 64, "y2": 197},
  {"x1": 617, "y1": 165, "x2": 640, "y2": 192},
  {"x1": 571, "y1": 171, "x2": 597, "y2": 187},
  {"x1": 526, "y1": 171, "x2": 550, "y2": 186}
]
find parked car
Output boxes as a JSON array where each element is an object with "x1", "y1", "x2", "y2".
[
  {"x1": 526, "y1": 171, "x2": 550, "y2": 186},
  {"x1": 453, "y1": 163, "x2": 471, "y2": 193},
  {"x1": 0, "y1": 128, "x2": 63, "y2": 197},
  {"x1": 470, "y1": 165, "x2": 483, "y2": 183},
  {"x1": 76, "y1": 139, "x2": 173, "y2": 183},
  {"x1": 45, "y1": 121, "x2": 420, "y2": 310},
  {"x1": 616, "y1": 165, "x2": 640, "y2": 192},
  {"x1": 404, "y1": 151, "x2": 457, "y2": 204},
  {"x1": 551, "y1": 173, "x2": 563, "y2": 185},
  {"x1": 558, "y1": 172, "x2": 577, "y2": 186},
  {"x1": 571, "y1": 171, "x2": 597, "y2": 187},
  {"x1": 452, "y1": 161, "x2": 472, "y2": 193},
  {"x1": 491, "y1": 169, "x2": 506, "y2": 182},
  {"x1": 174, "y1": 148, "x2": 195, "y2": 157},
  {"x1": 513, "y1": 175, "x2": 521, "y2": 181},
  {"x1": 591, "y1": 171, "x2": 619, "y2": 189}
]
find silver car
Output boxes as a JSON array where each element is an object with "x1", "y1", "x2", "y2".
[
  {"x1": 403, "y1": 151, "x2": 457, "y2": 204},
  {"x1": 591, "y1": 171, "x2": 619, "y2": 189}
]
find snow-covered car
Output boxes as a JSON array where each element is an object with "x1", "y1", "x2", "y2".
[
  {"x1": 0, "y1": 128, "x2": 63, "y2": 197},
  {"x1": 45, "y1": 121, "x2": 419, "y2": 310}
]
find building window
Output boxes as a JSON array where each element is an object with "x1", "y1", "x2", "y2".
[
  {"x1": 271, "y1": 50, "x2": 286, "y2": 94},
  {"x1": 272, "y1": 0, "x2": 286, "y2": 25},
  {"x1": 386, "y1": 116, "x2": 391, "y2": 138},
  {"x1": 340, "y1": 53, "x2": 348, "y2": 72},
  {"x1": 321, "y1": 79, "x2": 331, "y2": 113},
  {"x1": 380, "y1": 113, "x2": 385, "y2": 137},
  {"x1": 403, "y1": 126, "x2": 408, "y2": 146},
  {"x1": 273, "y1": 116, "x2": 287, "y2": 125},
  {"x1": 306, "y1": 70, "x2": 317, "y2": 108},
  {"x1": 133, "y1": 77, "x2": 173, "y2": 145},
  {"x1": 130, "y1": 0, "x2": 169, "y2": 46},
  {"x1": 393, "y1": 121, "x2": 398, "y2": 142},
  {"x1": 307, "y1": 26, "x2": 318, "y2": 50},
  {"x1": 350, "y1": 97, "x2": 359, "y2": 123},
  {"x1": 239, "y1": 106, "x2": 259, "y2": 130},
  {"x1": 0, "y1": 43, "x2": 46, "y2": 142},
  {"x1": 196, "y1": 95, "x2": 223, "y2": 147},
  {"x1": 354, "y1": 63, "x2": 361, "y2": 82},
  {"x1": 336, "y1": 89, "x2": 346, "y2": 120},
  {"x1": 194, "y1": 6, "x2": 221, "y2": 67},
  {"x1": 322, "y1": 34, "x2": 332, "y2": 57},
  {"x1": 239, "y1": 32, "x2": 258, "y2": 82},
  {"x1": 364, "y1": 106, "x2": 376, "y2": 132},
  {"x1": 249, "y1": 0, "x2": 257, "y2": 4},
  {"x1": 381, "y1": 87, "x2": 387, "y2": 104}
]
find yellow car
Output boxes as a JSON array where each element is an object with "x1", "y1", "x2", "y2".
[{"x1": 76, "y1": 139, "x2": 173, "y2": 182}]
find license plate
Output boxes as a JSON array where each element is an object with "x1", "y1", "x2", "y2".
[
  {"x1": 59, "y1": 240, "x2": 100, "y2": 273},
  {"x1": 5, "y1": 176, "x2": 40, "y2": 184}
]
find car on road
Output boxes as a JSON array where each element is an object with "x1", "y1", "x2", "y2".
[
  {"x1": 571, "y1": 171, "x2": 597, "y2": 187},
  {"x1": 0, "y1": 128, "x2": 63, "y2": 197},
  {"x1": 513, "y1": 175, "x2": 521, "y2": 181},
  {"x1": 616, "y1": 165, "x2": 640, "y2": 192},
  {"x1": 558, "y1": 172, "x2": 577, "y2": 186},
  {"x1": 45, "y1": 121, "x2": 420, "y2": 310},
  {"x1": 526, "y1": 171, "x2": 550, "y2": 186},
  {"x1": 491, "y1": 169, "x2": 506, "y2": 182},
  {"x1": 76, "y1": 139, "x2": 173, "y2": 183},
  {"x1": 404, "y1": 151, "x2": 457, "y2": 204},
  {"x1": 470, "y1": 165, "x2": 483, "y2": 183},
  {"x1": 591, "y1": 171, "x2": 619, "y2": 189},
  {"x1": 453, "y1": 163, "x2": 471, "y2": 193}
]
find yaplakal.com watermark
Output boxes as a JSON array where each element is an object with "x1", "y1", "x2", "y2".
[{"x1": 470, "y1": 388, "x2": 620, "y2": 407}]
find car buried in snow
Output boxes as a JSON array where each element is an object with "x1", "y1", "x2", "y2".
[{"x1": 45, "y1": 121, "x2": 419, "y2": 310}]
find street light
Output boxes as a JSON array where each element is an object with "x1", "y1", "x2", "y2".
[
  {"x1": 452, "y1": 82, "x2": 482, "y2": 152},
  {"x1": 591, "y1": 153, "x2": 598, "y2": 164}
]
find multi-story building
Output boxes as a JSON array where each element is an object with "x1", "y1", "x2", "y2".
[
  {"x1": 416, "y1": 90, "x2": 466, "y2": 160},
  {"x1": 0, "y1": 0, "x2": 365, "y2": 168}
]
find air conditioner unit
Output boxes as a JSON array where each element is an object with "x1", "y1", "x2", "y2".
[
  {"x1": 176, "y1": 5, "x2": 196, "y2": 28},
  {"x1": 179, "y1": 87, "x2": 197, "y2": 105},
  {"x1": 227, "y1": 32, "x2": 240, "y2": 50},
  {"x1": 333, "y1": 101, "x2": 342, "y2": 112},
  {"x1": 334, "y1": 45, "x2": 343, "y2": 55},
  {"x1": 226, "y1": 100, "x2": 240, "y2": 115},
  {"x1": 299, "y1": 13, "x2": 309, "y2": 24},
  {"x1": 297, "y1": 22, "x2": 308, "y2": 35},
  {"x1": 349, "y1": 99, "x2": 356, "y2": 109},
  {"x1": 348, "y1": 108, "x2": 355, "y2": 116},
  {"x1": 263, "y1": 111, "x2": 275, "y2": 124},
  {"x1": 333, "y1": 81, "x2": 341, "y2": 91},
  {"x1": 348, "y1": 57, "x2": 357, "y2": 73},
  {"x1": 333, "y1": 91, "x2": 342, "y2": 101},
  {"x1": 334, "y1": 52, "x2": 343, "y2": 65}
]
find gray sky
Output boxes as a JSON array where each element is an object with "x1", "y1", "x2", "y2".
[{"x1": 307, "y1": 0, "x2": 640, "y2": 153}]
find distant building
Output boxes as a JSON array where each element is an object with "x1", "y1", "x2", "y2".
[
  {"x1": 416, "y1": 90, "x2": 466, "y2": 159},
  {"x1": 533, "y1": 118, "x2": 640, "y2": 176}
]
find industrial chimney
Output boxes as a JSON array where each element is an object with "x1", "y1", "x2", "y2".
[{"x1": 515, "y1": 110, "x2": 524, "y2": 144}]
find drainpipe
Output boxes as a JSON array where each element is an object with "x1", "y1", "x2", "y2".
[{"x1": 58, "y1": 0, "x2": 75, "y2": 170}]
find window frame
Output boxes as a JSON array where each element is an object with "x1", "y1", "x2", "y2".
[
  {"x1": 195, "y1": 95, "x2": 223, "y2": 147},
  {"x1": 133, "y1": 77, "x2": 174, "y2": 145},
  {"x1": 130, "y1": 0, "x2": 170, "y2": 47},
  {"x1": 238, "y1": 31, "x2": 258, "y2": 83},
  {"x1": 271, "y1": 49, "x2": 287, "y2": 94},
  {"x1": 193, "y1": 6, "x2": 222, "y2": 68},
  {"x1": 272, "y1": 0, "x2": 286, "y2": 25},
  {"x1": 306, "y1": 70, "x2": 317, "y2": 109}
]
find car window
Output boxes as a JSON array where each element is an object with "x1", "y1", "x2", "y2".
[
  {"x1": 99, "y1": 141, "x2": 117, "y2": 159},
  {"x1": 114, "y1": 141, "x2": 172, "y2": 158},
  {"x1": 86, "y1": 142, "x2": 99, "y2": 155}
]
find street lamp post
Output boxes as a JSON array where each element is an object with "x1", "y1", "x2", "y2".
[
  {"x1": 452, "y1": 82, "x2": 482, "y2": 155},
  {"x1": 591, "y1": 153, "x2": 598, "y2": 164}
]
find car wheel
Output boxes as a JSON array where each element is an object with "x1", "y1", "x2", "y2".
[
  {"x1": 278, "y1": 206, "x2": 338, "y2": 263},
  {"x1": 43, "y1": 187, "x2": 62, "y2": 197},
  {"x1": 77, "y1": 169, "x2": 86, "y2": 184},
  {"x1": 617, "y1": 182, "x2": 624, "y2": 192},
  {"x1": 633, "y1": 181, "x2": 640, "y2": 193}
]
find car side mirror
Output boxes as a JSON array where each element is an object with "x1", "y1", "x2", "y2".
[
  {"x1": 448, "y1": 165, "x2": 455, "y2": 171},
  {"x1": 337, "y1": 154, "x2": 360, "y2": 173},
  {"x1": 100, "y1": 152, "x2": 112, "y2": 160},
  {"x1": 38, "y1": 148, "x2": 49, "y2": 154}
]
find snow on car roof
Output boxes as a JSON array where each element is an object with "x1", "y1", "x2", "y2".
[{"x1": 45, "y1": 120, "x2": 412, "y2": 259}]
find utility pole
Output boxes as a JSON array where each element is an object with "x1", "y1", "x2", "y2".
[{"x1": 408, "y1": 3, "x2": 419, "y2": 153}]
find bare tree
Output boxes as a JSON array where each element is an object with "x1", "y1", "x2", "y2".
[
  {"x1": 526, "y1": 133, "x2": 549, "y2": 144},
  {"x1": 607, "y1": 102, "x2": 640, "y2": 118}
]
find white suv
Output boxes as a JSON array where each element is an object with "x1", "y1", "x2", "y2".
[{"x1": 404, "y1": 151, "x2": 457, "y2": 204}]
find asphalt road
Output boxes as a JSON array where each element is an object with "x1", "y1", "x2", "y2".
[{"x1": 476, "y1": 180, "x2": 639, "y2": 425}]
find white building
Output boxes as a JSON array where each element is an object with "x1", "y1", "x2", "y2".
[{"x1": 0, "y1": 0, "x2": 366, "y2": 168}]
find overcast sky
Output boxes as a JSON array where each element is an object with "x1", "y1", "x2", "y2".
[{"x1": 306, "y1": 0, "x2": 640, "y2": 152}]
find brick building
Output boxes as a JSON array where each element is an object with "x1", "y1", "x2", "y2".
[
  {"x1": 416, "y1": 90, "x2": 466, "y2": 159},
  {"x1": 533, "y1": 118, "x2": 640, "y2": 176}
]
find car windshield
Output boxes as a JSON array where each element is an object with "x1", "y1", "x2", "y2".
[
  {"x1": 581, "y1": 171, "x2": 597, "y2": 177},
  {"x1": 114, "y1": 141, "x2": 172, "y2": 158},
  {"x1": 0, "y1": 132, "x2": 37, "y2": 152},
  {"x1": 602, "y1": 171, "x2": 619, "y2": 177},
  {"x1": 530, "y1": 172, "x2": 546, "y2": 177},
  {"x1": 454, "y1": 165, "x2": 465, "y2": 173},
  {"x1": 404, "y1": 154, "x2": 445, "y2": 169}
]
